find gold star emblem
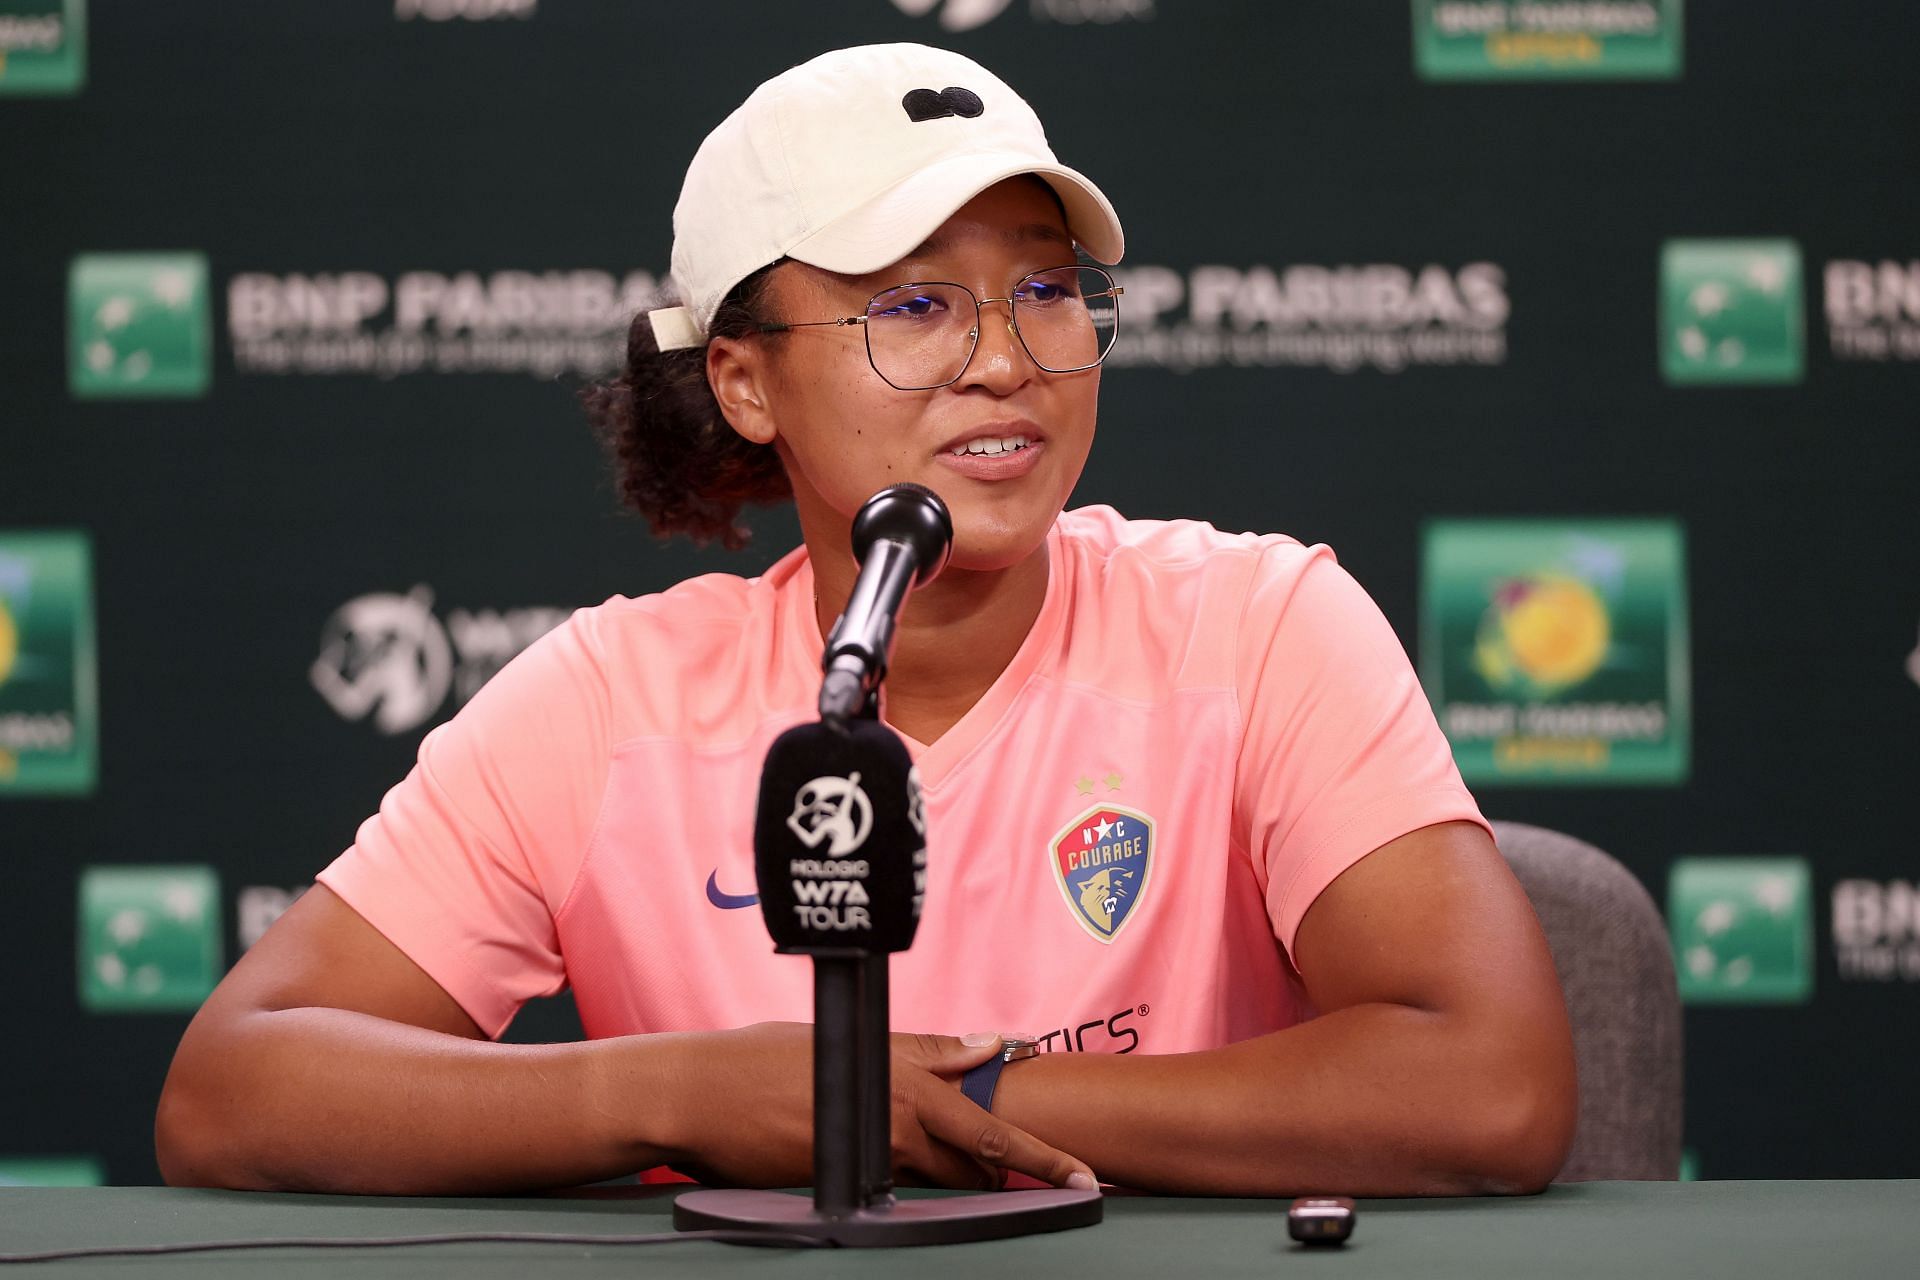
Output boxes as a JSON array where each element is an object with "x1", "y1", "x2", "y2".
[
  {"x1": 1074, "y1": 776, "x2": 1096, "y2": 796},
  {"x1": 1104, "y1": 771, "x2": 1124, "y2": 792}
]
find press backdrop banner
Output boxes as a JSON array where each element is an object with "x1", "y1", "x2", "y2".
[{"x1": 3, "y1": 0, "x2": 1918, "y2": 1186}]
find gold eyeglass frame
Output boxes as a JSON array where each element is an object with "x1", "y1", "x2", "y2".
[{"x1": 755, "y1": 265, "x2": 1124, "y2": 391}]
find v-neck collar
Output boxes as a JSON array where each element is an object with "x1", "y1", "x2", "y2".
[{"x1": 770, "y1": 519, "x2": 1069, "y2": 790}]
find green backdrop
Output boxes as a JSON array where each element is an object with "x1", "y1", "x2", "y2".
[{"x1": 4, "y1": 0, "x2": 1917, "y2": 1185}]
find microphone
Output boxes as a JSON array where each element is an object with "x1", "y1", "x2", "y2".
[
  {"x1": 819, "y1": 484, "x2": 953, "y2": 723},
  {"x1": 749, "y1": 714, "x2": 927, "y2": 1217},
  {"x1": 674, "y1": 486, "x2": 1102, "y2": 1243},
  {"x1": 753, "y1": 717, "x2": 926, "y2": 957}
]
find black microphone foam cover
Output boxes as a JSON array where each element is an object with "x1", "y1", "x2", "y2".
[
  {"x1": 850, "y1": 484, "x2": 952, "y2": 588},
  {"x1": 753, "y1": 719, "x2": 926, "y2": 956}
]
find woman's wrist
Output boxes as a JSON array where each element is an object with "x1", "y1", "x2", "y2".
[
  {"x1": 592, "y1": 1030, "x2": 710, "y2": 1169},
  {"x1": 961, "y1": 1036, "x2": 1040, "y2": 1112},
  {"x1": 981, "y1": 1051, "x2": 1045, "y2": 1124}
]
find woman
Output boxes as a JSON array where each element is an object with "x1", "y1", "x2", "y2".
[{"x1": 156, "y1": 43, "x2": 1575, "y2": 1198}]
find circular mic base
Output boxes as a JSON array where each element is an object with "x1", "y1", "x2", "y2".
[{"x1": 673, "y1": 1186, "x2": 1103, "y2": 1247}]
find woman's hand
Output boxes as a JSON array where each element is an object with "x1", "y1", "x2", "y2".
[{"x1": 651, "y1": 1022, "x2": 1096, "y2": 1191}]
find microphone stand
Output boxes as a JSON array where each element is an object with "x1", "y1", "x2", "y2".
[
  {"x1": 823, "y1": 945, "x2": 899, "y2": 1217},
  {"x1": 673, "y1": 692, "x2": 1104, "y2": 1246},
  {"x1": 815, "y1": 683, "x2": 891, "y2": 1219}
]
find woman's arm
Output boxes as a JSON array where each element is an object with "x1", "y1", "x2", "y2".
[
  {"x1": 155, "y1": 884, "x2": 675, "y2": 1193},
  {"x1": 156, "y1": 885, "x2": 1094, "y2": 1194},
  {"x1": 989, "y1": 820, "x2": 1579, "y2": 1196}
]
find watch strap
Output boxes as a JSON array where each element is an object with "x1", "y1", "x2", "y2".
[
  {"x1": 960, "y1": 1039, "x2": 1038, "y2": 1112},
  {"x1": 961, "y1": 1053, "x2": 1009, "y2": 1112}
]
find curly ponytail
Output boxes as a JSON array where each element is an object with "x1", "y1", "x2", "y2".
[{"x1": 581, "y1": 263, "x2": 792, "y2": 550}]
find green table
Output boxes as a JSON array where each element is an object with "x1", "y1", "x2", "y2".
[{"x1": 1, "y1": 1182, "x2": 1915, "y2": 1277}]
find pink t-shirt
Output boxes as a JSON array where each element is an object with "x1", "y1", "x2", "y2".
[{"x1": 319, "y1": 506, "x2": 1488, "y2": 1058}]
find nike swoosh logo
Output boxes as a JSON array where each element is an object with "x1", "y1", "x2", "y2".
[{"x1": 705, "y1": 871, "x2": 759, "y2": 910}]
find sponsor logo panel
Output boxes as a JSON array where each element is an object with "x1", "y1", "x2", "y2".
[
  {"x1": 1413, "y1": 0, "x2": 1683, "y2": 81},
  {"x1": 1109, "y1": 262, "x2": 1509, "y2": 373},
  {"x1": 1422, "y1": 519, "x2": 1689, "y2": 785},
  {"x1": 1659, "y1": 238, "x2": 1804, "y2": 385},
  {"x1": 78, "y1": 865, "x2": 223, "y2": 1013},
  {"x1": 0, "y1": 531, "x2": 97, "y2": 797},
  {"x1": 1667, "y1": 858, "x2": 1813, "y2": 1004},
  {"x1": 0, "y1": 1156, "x2": 105, "y2": 1186},
  {"x1": 67, "y1": 253, "x2": 211, "y2": 399},
  {"x1": 0, "y1": 0, "x2": 84, "y2": 95}
]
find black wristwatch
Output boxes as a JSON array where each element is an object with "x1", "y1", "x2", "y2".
[{"x1": 960, "y1": 1037, "x2": 1040, "y2": 1112}]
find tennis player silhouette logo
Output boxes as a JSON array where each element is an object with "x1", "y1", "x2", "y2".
[
  {"x1": 309, "y1": 585, "x2": 452, "y2": 735},
  {"x1": 787, "y1": 773, "x2": 874, "y2": 855}
]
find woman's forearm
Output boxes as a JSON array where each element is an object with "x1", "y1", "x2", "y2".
[
  {"x1": 155, "y1": 1013, "x2": 1094, "y2": 1196},
  {"x1": 990, "y1": 1002, "x2": 1575, "y2": 1197},
  {"x1": 155, "y1": 1007, "x2": 690, "y2": 1194}
]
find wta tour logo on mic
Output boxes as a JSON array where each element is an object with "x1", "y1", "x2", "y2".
[
  {"x1": 786, "y1": 771, "x2": 878, "y2": 934},
  {"x1": 787, "y1": 773, "x2": 874, "y2": 855},
  {"x1": 755, "y1": 722, "x2": 925, "y2": 953}
]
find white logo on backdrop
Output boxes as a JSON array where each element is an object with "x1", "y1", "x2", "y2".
[
  {"x1": 1429, "y1": 1, "x2": 1663, "y2": 38},
  {"x1": 890, "y1": 0, "x2": 1151, "y2": 29},
  {"x1": 394, "y1": 0, "x2": 536, "y2": 20},
  {"x1": 1825, "y1": 260, "x2": 1920, "y2": 362},
  {"x1": 1107, "y1": 262, "x2": 1510, "y2": 373},
  {"x1": 310, "y1": 585, "x2": 569, "y2": 735},
  {"x1": 228, "y1": 270, "x2": 669, "y2": 380},
  {"x1": 1833, "y1": 880, "x2": 1920, "y2": 982},
  {"x1": 891, "y1": 0, "x2": 1014, "y2": 29},
  {"x1": 1907, "y1": 619, "x2": 1920, "y2": 691},
  {"x1": 238, "y1": 885, "x2": 310, "y2": 950},
  {"x1": 787, "y1": 773, "x2": 875, "y2": 855},
  {"x1": 311, "y1": 587, "x2": 452, "y2": 735},
  {"x1": 0, "y1": 13, "x2": 64, "y2": 52}
]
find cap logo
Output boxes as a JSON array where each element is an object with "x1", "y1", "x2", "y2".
[{"x1": 902, "y1": 86, "x2": 985, "y2": 123}]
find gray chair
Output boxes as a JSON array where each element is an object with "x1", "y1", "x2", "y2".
[{"x1": 1490, "y1": 820, "x2": 1683, "y2": 1182}]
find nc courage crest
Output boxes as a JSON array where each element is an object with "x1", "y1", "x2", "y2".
[{"x1": 1049, "y1": 804, "x2": 1155, "y2": 943}]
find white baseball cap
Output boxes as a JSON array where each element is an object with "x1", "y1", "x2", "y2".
[{"x1": 647, "y1": 42, "x2": 1126, "y2": 352}]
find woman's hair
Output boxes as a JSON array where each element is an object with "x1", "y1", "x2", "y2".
[{"x1": 580, "y1": 262, "x2": 792, "y2": 550}]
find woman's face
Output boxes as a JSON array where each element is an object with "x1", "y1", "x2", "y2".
[{"x1": 723, "y1": 177, "x2": 1100, "y2": 574}]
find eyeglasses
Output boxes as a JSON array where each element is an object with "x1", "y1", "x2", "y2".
[{"x1": 756, "y1": 265, "x2": 1124, "y2": 392}]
